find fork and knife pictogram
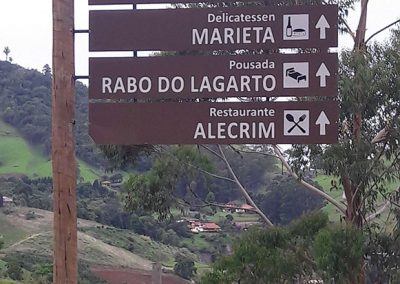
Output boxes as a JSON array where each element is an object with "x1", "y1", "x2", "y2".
[{"x1": 286, "y1": 113, "x2": 307, "y2": 133}]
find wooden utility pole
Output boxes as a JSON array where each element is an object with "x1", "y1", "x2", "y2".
[{"x1": 52, "y1": 0, "x2": 78, "y2": 283}]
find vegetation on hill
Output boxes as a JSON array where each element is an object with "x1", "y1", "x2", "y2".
[
  {"x1": 0, "y1": 60, "x2": 103, "y2": 168},
  {"x1": 0, "y1": 206, "x2": 198, "y2": 283},
  {"x1": 0, "y1": 119, "x2": 101, "y2": 181}
]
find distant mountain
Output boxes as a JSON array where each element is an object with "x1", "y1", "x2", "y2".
[{"x1": 0, "y1": 60, "x2": 104, "y2": 168}]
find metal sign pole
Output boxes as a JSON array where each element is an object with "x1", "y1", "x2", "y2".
[{"x1": 52, "y1": 0, "x2": 78, "y2": 282}]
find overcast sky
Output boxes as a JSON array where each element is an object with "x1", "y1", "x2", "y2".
[{"x1": 0, "y1": 0, "x2": 399, "y2": 76}]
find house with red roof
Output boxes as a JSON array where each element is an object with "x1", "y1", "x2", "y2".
[{"x1": 202, "y1": 222, "x2": 221, "y2": 232}]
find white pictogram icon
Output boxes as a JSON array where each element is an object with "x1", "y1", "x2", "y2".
[
  {"x1": 316, "y1": 63, "x2": 331, "y2": 87},
  {"x1": 283, "y1": 62, "x2": 309, "y2": 88},
  {"x1": 283, "y1": 14, "x2": 309, "y2": 41},
  {"x1": 284, "y1": 110, "x2": 310, "y2": 136},
  {"x1": 315, "y1": 15, "x2": 330, "y2": 39},
  {"x1": 315, "y1": 111, "x2": 330, "y2": 135}
]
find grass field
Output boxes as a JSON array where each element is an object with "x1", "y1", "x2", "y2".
[
  {"x1": 0, "y1": 207, "x2": 154, "y2": 270},
  {"x1": 181, "y1": 234, "x2": 210, "y2": 251},
  {"x1": 0, "y1": 280, "x2": 23, "y2": 284},
  {"x1": 313, "y1": 175, "x2": 344, "y2": 221},
  {"x1": 0, "y1": 119, "x2": 101, "y2": 182},
  {"x1": 0, "y1": 213, "x2": 27, "y2": 248},
  {"x1": 207, "y1": 211, "x2": 260, "y2": 223}
]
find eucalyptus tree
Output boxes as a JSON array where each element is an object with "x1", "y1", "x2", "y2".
[{"x1": 3, "y1": 46, "x2": 10, "y2": 61}]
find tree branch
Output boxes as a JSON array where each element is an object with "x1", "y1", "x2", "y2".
[
  {"x1": 363, "y1": 151, "x2": 400, "y2": 200},
  {"x1": 352, "y1": 139, "x2": 389, "y2": 206},
  {"x1": 365, "y1": 19, "x2": 400, "y2": 45},
  {"x1": 230, "y1": 146, "x2": 278, "y2": 159},
  {"x1": 366, "y1": 201, "x2": 391, "y2": 222},
  {"x1": 343, "y1": 20, "x2": 356, "y2": 42},
  {"x1": 199, "y1": 144, "x2": 224, "y2": 160},
  {"x1": 272, "y1": 145, "x2": 347, "y2": 215},
  {"x1": 218, "y1": 145, "x2": 274, "y2": 227},
  {"x1": 161, "y1": 149, "x2": 236, "y2": 183}
]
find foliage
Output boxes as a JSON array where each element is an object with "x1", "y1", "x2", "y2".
[
  {"x1": 253, "y1": 175, "x2": 325, "y2": 225},
  {"x1": 80, "y1": 225, "x2": 196, "y2": 266},
  {"x1": 0, "y1": 176, "x2": 221, "y2": 254},
  {"x1": 286, "y1": 24, "x2": 400, "y2": 284},
  {"x1": 202, "y1": 211, "x2": 389, "y2": 283},
  {"x1": 201, "y1": 212, "x2": 329, "y2": 283},
  {"x1": 41, "y1": 65, "x2": 51, "y2": 77},
  {"x1": 174, "y1": 253, "x2": 197, "y2": 280},
  {"x1": 3, "y1": 253, "x2": 105, "y2": 284},
  {"x1": 5, "y1": 261, "x2": 23, "y2": 281},
  {"x1": 124, "y1": 146, "x2": 213, "y2": 220},
  {"x1": 0, "y1": 177, "x2": 53, "y2": 210},
  {"x1": 0, "y1": 61, "x2": 105, "y2": 168},
  {"x1": 3, "y1": 47, "x2": 10, "y2": 61},
  {"x1": 202, "y1": 210, "x2": 398, "y2": 283},
  {"x1": 366, "y1": 220, "x2": 400, "y2": 283},
  {"x1": 31, "y1": 263, "x2": 52, "y2": 284},
  {"x1": 289, "y1": 26, "x2": 400, "y2": 226},
  {"x1": 122, "y1": 144, "x2": 283, "y2": 222},
  {"x1": 314, "y1": 225, "x2": 365, "y2": 283},
  {"x1": 99, "y1": 145, "x2": 155, "y2": 171},
  {"x1": 24, "y1": 211, "x2": 36, "y2": 220},
  {"x1": 225, "y1": 214, "x2": 233, "y2": 222}
]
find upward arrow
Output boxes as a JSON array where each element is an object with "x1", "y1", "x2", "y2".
[
  {"x1": 316, "y1": 63, "x2": 331, "y2": 87},
  {"x1": 315, "y1": 111, "x2": 330, "y2": 135},
  {"x1": 315, "y1": 15, "x2": 330, "y2": 39}
]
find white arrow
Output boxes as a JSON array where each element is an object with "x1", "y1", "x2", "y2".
[
  {"x1": 316, "y1": 111, "x2": 330, "y2": 135},
  {"x1": 315, "y1": 15, "x2": 330, "y2": 39},
  {"x1": 316, "y1": 63, "x2": 330, "y2": 87}
]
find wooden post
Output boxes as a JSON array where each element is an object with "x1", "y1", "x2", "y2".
[{"x1": 52, "y1": 0, "x2": 77, "y2": 283}]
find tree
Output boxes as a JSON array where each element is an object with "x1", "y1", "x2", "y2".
[
  {"x1": 201, "y1": 212, "x2": 369, "y2": 284},
  {"x1": 3, "y1": 46, "x2": 10, "y2": 61},
  {"x1": 174, "y1": 253, "x2": 197, "y2": 280},
  {"x1": 42, "y1": 64, "x2": 51, "y2": 76},
  {"x1": 283, "y1": 2, "x2": 400, "y2": 282},
  {"x1": 6, "y1": 260, "x2": 24, "y2": 280},
  {"x1": 32, "y1": 263, "x2": 53, "y2": 284},
  {"x1": 314, "y1": 225, "x2": 365, "y2": 283}
]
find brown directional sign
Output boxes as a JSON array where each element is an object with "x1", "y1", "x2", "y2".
[
  {"x1": 89, "y1": 5, "x2": 338, "y2": 52},
  {"x1": 89, "y1": 53, "x2": 337, "y2": 99},
  {"x1": 89, "y1": 101, "x2": 338, "y2": 144}
]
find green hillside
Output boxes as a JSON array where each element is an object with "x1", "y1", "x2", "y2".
[
  {"x1": 0, "y1": 207, "x2": 153, "y2": 283},
  {"x1": 0, "y1": 60, "x2": 106, "y2": 175},
  {"x1": 314, "y1": 174, "x2": 399, "y2": 225},
  {"x1": 0, "y1": 119, "x2": 101, "y2": 182},
  {"x1": 0, "y1": 207, "x2": 196, "y2": 268}
]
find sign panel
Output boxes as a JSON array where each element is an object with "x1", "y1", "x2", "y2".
[
  {"x1": 89, "y1": 53, "x2": 337, "y2": 99},
  {"x1": 89, "y1": 5, "x2": 338, "y2": 52},
  {"x1": 89, "y1": 101, "x2": 338, "y2": 144}
]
